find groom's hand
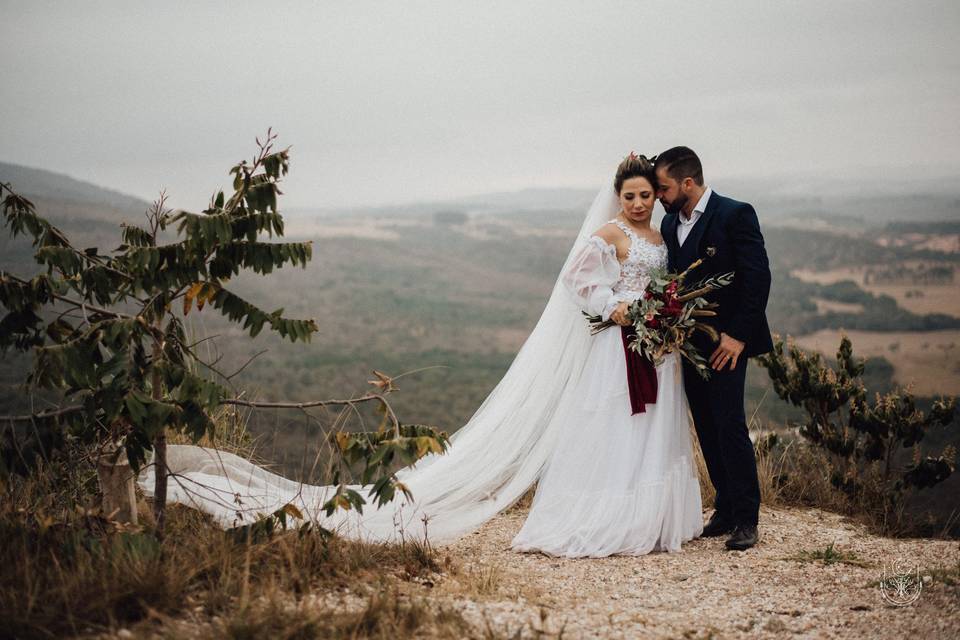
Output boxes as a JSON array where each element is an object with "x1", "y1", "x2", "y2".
[{"x1": 710, "y1": 333, "x2": 745, "y2": 371}]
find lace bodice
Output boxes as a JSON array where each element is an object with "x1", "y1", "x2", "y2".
[
  {"x1": 606, "y1": 219, "x2": 668, "y2": 298},
  {"x1": 562, "y1": 218, "x2": 668, "y2": 322}
]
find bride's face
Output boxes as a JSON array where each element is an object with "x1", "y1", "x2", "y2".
[{"x1": 618, "y1": 176, "x2": 656, "y2": 226}]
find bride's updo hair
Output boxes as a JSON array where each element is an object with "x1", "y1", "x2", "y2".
[{"x1": 614, "y1": 153, "x2": 658, "y2": 194}]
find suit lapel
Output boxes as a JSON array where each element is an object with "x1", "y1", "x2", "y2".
[{"x1": 663, "y1": 214, "x2": 680, "y2": 271}]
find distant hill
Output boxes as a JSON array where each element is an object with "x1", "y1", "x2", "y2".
[
  {"x1": 0, "y1": 162, "x2": 152, "y2": 272},
  {"x1": 0, "y1": 161, "x2": 150, "y2": 214}
]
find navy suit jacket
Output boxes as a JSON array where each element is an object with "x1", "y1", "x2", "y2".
[{"x1": 660, "y1": 191, "x2": 774, "y2": 359}]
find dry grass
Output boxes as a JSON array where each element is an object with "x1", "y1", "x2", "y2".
[
  {"x1": 187, "y1": 586, "x2": 476, "y2": 640},
  {"x1": 462, "y1": 564, "x2": 504, "y2": 598},
  {"x1": 167, "y1": 403, "x2": 258, "y2": 455},
  {"x1": 690, "y1": 421, "x2": 716, "y2": 510},
  {"x1": 754, "y1": 432, "x2": 790, "y2": 507},
  {"x1": 0, "y1": 439, "x2": 452, "y2": 640},
  {"x1": 0, "y1": 504, "x2": 450, "y2": 638},
  {"x1": 0, "y1": 395, "x2": 533, "y2": 639}
]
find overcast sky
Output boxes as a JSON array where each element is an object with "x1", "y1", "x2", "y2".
[{"x1": 2, "y1": 0, "x2": 959, "y2": 209}]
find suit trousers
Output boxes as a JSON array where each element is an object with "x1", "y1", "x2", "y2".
[{"x1": 682, "y1": 355, "x2": 761, "y2": 527}]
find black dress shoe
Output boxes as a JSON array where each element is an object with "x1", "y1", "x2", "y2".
[
  {"x1": 725, "y1": 524, "x2": 759, "y2": 550},
  {"x1": 701, "y1": 512, "x2": 736, "y2": 537}
]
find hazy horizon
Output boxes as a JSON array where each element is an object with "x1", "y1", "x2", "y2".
[
  {"x1": 3, "y1": 1, "x2": 959, "y2": 210},
  {"x1": 6, "y1": 156, "x2": 960, "y2": 219}
]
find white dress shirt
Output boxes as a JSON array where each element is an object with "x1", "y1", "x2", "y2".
[{"x1": 677, "y1": 187, "x2": 713, "y2": 247}]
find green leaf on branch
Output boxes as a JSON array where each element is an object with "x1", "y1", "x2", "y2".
[{"x1": 207, "y1": 286, "x2": 317, "y2": 342}]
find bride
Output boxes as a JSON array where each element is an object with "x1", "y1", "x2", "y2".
[{"x1": 140, "y1": 154, "x2": 704, "y2": 557}]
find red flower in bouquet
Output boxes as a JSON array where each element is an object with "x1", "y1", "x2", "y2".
[
  {"x1": 582, "y1": 259, "x2": 734, "y2": 379},
  {"x1": 661, "y1": 290, "x2": 684, "y2": 317}
]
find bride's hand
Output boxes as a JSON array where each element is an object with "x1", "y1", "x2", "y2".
[{"x1": 610, "y1": 301, "x2": 630, "y2": 326}]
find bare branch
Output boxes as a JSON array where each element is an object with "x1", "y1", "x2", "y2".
[
  {"x1": 184, "y1": 333, "x2": 221, "y2": 349},
  {"x1": 220, "y1": 392, "x2": 385, "y2": 411},
  {"x1": 225, "y1": 349, "x2": 268, "y2": 381},
  {"x1": 2, "y1": 404, "x2": 84, "y2": 421}
]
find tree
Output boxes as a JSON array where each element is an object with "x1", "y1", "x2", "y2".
[
  {"x1": 1, "y1": 131, "x2": 448, "y2": 537},
  {"x1": 757, "y1": 334, "x2": 956, "y2": 529}
]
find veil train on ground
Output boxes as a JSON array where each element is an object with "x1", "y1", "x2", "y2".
[{"x1": 139, "y1": 182, "x2": 622, "y2": 545}]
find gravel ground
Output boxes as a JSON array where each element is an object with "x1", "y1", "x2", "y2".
[
  {"x1": 418, "y1": 504, "x2": 960, "y2": 639},
  {"x1": 108, "y1": 504, "x2": 959, "y2": 639}
]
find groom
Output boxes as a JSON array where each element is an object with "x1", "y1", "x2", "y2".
[{"x1": 655, "y1": 147, "x2": 773, "y2": 551}]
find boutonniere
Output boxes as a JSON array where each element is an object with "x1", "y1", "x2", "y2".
[{"x1": 705, "y1": 246, "x2": 717, "y2": 257}]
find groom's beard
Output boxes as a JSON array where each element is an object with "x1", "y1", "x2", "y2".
[{"x1": 661, "y1": 192, "x2": 689, "y2": 215}]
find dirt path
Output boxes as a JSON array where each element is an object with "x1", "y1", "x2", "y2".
[{"x1": 414, "y1": 504, "x2": 960, "y2": 639}]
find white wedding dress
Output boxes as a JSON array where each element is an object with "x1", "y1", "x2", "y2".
[
  {"x1": 510, "y1": 219, "x2": 703, "y2": 556},
  {"x1": 138, "y1": 180, "x2": 704, "y2": 557}
]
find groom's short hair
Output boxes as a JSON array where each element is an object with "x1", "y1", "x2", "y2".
[{"x1": 655, "y1": 147, "x2": 704, "y2": 186}]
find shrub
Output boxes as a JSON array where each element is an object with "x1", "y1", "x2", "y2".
[{"x1": 757, "y1": 333, "x2": 956, "y2": 534}]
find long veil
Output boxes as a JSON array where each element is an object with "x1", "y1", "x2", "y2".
[{"x1": 139, "y1": 180, "x2": 621, "y2": 545}]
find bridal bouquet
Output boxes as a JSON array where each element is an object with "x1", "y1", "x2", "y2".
[{"x1": 583, "y1": 259, "x2": 734, "y2": 379}]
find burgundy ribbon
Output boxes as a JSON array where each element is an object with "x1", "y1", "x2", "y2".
[{"x1": 621, "y1": 325, "x2": 658, "y2": 415}]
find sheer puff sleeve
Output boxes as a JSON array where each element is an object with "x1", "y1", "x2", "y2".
[{"x1": 561, "y1": 235, "x2": 624, "y2": 321}]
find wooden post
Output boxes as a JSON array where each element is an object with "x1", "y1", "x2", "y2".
[{"x1": 97, "y1": 443, "x2": 138, "y2": 525}]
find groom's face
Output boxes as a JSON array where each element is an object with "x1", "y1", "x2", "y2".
[{"x1": 655, "y1": 167, "x2": 688, "y2": 215}]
